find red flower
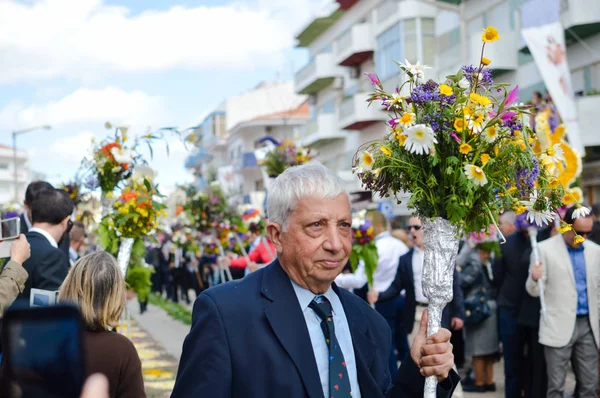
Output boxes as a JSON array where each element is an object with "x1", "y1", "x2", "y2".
[
  {"x1": 120, "y1": 191, "x2": 139, "y2": 202},
  {"x1": 100, "y1": 142, "x2": 120, "y2": 161}
]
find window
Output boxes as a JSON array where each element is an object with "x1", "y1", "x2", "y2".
[
  {"x1": 376, "y1": 23, "x2": 402, "y2": 80},
  {"x1": 421, "y1": 18, "x2": 436, "y2": 66},
  {"x1": 404, "y1": 19, "x2": 418, "y2": 62},
  {"x1": 0, "y1": 164, "x2": 8, "y2": 170},
  {"x1": 255, "y1": 180, "x2": 264, "y2": 191},
  {"x1": 319, "y1": 98, "x2": 336, "y2": 114},
  {"x1": 486, "y1": 2, "x2": 511, "y2": 34}
]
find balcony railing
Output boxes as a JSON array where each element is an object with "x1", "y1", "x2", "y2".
[
  {"x1": 295, "y1": 52, "x2": 343, "y2": 94},
  {"x1": 334, "y1": 23, "x2": 374, "y2": 67}
]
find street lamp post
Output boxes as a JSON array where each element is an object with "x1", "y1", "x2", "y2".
[{"x1": 12, "y1": 125, "x2": 52, "y2": 201}]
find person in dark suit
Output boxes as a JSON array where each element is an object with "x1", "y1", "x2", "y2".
[
  {"x1": 18, "y1": 188, "x2": 74, "y2": 301},
  {"x1": 20, "y1": 181, "x2": 71, "y2": 257},
  {"x1": 368, "y1": 216, "x2": 465, "y2": 339},
  {"x1": 493, "y1": 214, "x2": 550, "y2": 398},
  {"x1": 173, "y1": 162, "x2": 458, "y2": 397}
]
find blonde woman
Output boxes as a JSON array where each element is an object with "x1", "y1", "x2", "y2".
[{"x1": 59, "y1": 251, "x2": 145, "y2": 398}]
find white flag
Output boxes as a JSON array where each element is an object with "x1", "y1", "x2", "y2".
[{"x1": 521, "y1": 22, "x2": 584, "y2": 155}]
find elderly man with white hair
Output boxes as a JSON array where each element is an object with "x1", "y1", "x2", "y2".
[{"x1": 172, "y1": 161, "x2": 459, "y2": 398}]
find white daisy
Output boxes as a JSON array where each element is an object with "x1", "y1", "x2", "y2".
[
  {"x1": 403, "y1": 124, "x2": 438, "y2": 155},
  {"x1": 464, "y1": 164, "x2": 488, "y2": 186},
  {"x1": 520, "y1": 192, "x2": 555, "y2": 227},
  {"x1": 458, "y1": 78, "x2": 470, "y2": 89},
  {"x1": 482, "y1": 126, "x2": 499, "y2": 143},
  {"x1": 543, "y1": 143, "x2": 565, "y2": 164},
  {"x1": 400, "y1": 59, "x2": 431, "y2": 81},
  {"x1": 359, "y1": 151, "x2": 375, "y2": 171},
  {"x1": 573, "y1": 205, "x2": 591, "y2": 219},
  {"x1": 467, "y1": 110, "x2": 488, "y2": 134}
]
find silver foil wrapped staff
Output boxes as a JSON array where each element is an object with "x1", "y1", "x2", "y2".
[{"x1": 421, "y1": 217, "x2": 460, "y2": 398}]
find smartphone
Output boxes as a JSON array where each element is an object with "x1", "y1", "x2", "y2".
[
  {"x1": 1, "y1": 305, "x2": 86, "y2": 398},
  {"x1": 0, "y1": 218, "x2": 20, "y2": 241}
]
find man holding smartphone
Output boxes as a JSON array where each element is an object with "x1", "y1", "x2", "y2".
[{"x1": 0, "y1": 235, "x2": 31, "y2": 314}]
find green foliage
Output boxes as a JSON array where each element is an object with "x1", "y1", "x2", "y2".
[{"x1": 148, "y1": 293, "x2": 192, "y2": 325}]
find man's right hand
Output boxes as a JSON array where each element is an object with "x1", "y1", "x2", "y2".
[
  {"x1": 531, "y1": 262, "x2": 543, "y2": 281},
  {"x1": 10, "y1": 234, "x2": 30, "y2": 265},
  {"x1": 367, "y1": 289, "x2": 379, "y2": 304}
]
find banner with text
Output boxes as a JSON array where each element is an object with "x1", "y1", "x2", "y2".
[{"x1": 522, "y1": 22, "x2": 584, "y2": 155}]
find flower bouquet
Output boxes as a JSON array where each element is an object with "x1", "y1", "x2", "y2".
[
  {"x1": 239, "y1": 205, "x2": 266, "y2": 234},
  {"x1": 172, "y1": 227, "x2": 200, "y2": 255},
  {"x1": 60, "y1": 178, "x2": 84, "y2": 206},
  {"x1": 348, "y1": 210, "x2": 378, "y2": 287},
  {"x1": 260, "y1": 138, "x2": 316, "y2": 178},
  {"x1": 356, "y1": 26, "x2": 572, "y2": 396},
  {"x1": 185, "y1": 183, "x2": 232, "y2": 233}
]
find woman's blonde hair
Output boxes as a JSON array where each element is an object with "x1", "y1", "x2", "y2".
[{"x1": 58, "y1": 251, "x2": 126, "y2": 330}]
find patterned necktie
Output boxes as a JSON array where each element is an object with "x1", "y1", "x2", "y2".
[{"x1": 308, "y1": 295, "x2": 352, "y2": 398}]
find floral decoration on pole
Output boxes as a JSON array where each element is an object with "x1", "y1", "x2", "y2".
[
  {"x1": 348, "y1": 210, "x2": 378, "y2": 287},
  {"x1": 259, "y1": 137, "x2": 317, "y2": 178},
  {"x1": 356, "y1": 26, "x2": 574, "y2": 397}
]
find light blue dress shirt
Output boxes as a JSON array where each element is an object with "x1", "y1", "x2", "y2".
[
  {"x1": 290, "y1": 278, "x2": 361, "y2": 398},
  {"x1": 567, "y1": 246, "x2": 589, "y2": 315}
]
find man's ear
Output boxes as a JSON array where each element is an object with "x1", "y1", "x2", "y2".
[{"x1": 266, "y1": 221, "x2": 283, "y2": 253}]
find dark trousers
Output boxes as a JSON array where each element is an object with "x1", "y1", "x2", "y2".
[
  {"x1": 499, "y1": 308, "x2": 522, "y2": 398},
  {"x1": 394, "y1": 296, "x2": 410, "y2": 362},
  {"x1": 170, "y1": 268, "x2": 189, "y2": 303},
  {"x1": 520, "y1": 324, "x2": 547, "y2": 398},
  {"x1": 375, "y1": 300, "x2": 399, "y2": 378}
]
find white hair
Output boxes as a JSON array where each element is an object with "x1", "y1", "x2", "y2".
[{"x1": 267, "y1": 161, "x2": 348, "y2": 230}]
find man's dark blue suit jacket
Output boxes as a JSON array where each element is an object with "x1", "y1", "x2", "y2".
[{"x1": 172, "y1": 260, "x2": 459, "y2": 397}]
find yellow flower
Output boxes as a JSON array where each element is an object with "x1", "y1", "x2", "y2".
[
  {"x1": 493, "y1": 144, "x2": 500, "y2": 155},
  {"x1": 469, "y1": 93, "x2": 492, "y2": 108},
  {"x1": 463, "y1": 104, "x2": 475, "y2": 117},
  {"x1": 562, "y1": 191, "x2": 576, "y2": 205},
  {"x1": 571, "y1": 187, "x2": 583, "y2": 203},
  {"x1": 574, "y1": 235, "x2": 585, "y2": 244},
  {"x1": 548, "y1": 179, "x2": 560, "y2": 189},
  {"x1": 106, "y1": 191, "x2": 113, "y2": 199},
  {"x1": 459, "y1": 143, "x2": 472, "y2": 155},
  {"x1": 399, "y1": 112, "x2": 416, "y2": 128},
  {"x1": 482, "y1": 26, "x2": 500, "y2": 43},
  {"x1": 454, "y1": 118, "x2": 465, "y2": 132},
  {"x1": 439, "y1": 84, "x2": 453, "y2": 96},
  {"x1": 507, "y1": 186, "x2": 518, "y2": 194},
  {"x1": 481, "y1": 57, "x2": 491, "y2": 66},
  {"x1": 480, "y1": 153, "x2": 490, "y2": 165},
  {"x1": 515, "y1": 205, "x2": 527, "y2": 215},
  {"x1": 557, "y1": 222, "x2": 572, "y2": 234},
  {"x1": 514, "y1": 130, "x2": 522, "y2": 137},
  {"x1": 380, "y1": 146, "x2": 392, "y2": 156}
]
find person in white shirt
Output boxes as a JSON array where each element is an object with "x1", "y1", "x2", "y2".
[
  {"x1": 69, "y1": 221, "x2": 86, "y2": 266},
  {"x1": 335, "y1": 211, "x2": 408, "y2": 376}
]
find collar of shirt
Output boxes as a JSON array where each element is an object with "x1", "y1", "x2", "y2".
[
  {"x1": 29, "y1": 227, "x2": 58, "y2": 248},
  {"x1": 290, "y1": 278, "x2": 339, "y2": 315},
  {"x1": 414, "y1": 246, "x2": 424, "y2": 255},
  {"x1": 567, "y1": 245, "x2": 585, "y2": 253},
  {"x1": 23, "y1": 212, "x2": 32, "y2": 230}
]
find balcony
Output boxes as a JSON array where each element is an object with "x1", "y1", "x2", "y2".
[
  {"x1": 561, "y1": 0, "x2": 600, "y2": 43},
  {"x1": 184, "y1": 149, "x2": 213, "y2": 169},
  {"x1": 234, "y1": 152, "x2": 259, "y2": 172},
  {"x1": 470, "y1": 30, "x2": 518, "y2": 73},
  {"x1": 338, "y1": 93, "x2": 387, "y2": 130},
  {"x1": 578, "y1": 95, "x2": 600, "y2": 147},
  {"x1": 295, "y1": 53, "x2": 343, "y2": 95},
  {"x1": 296, "y1": 9, "x2": 344, "y2": 48},
  {"x1": 335, "y1": 23, "x2": 374, "y2": 67},
  {"x1": 296, "y1": 113, "x2": 346, "y2": 147}
]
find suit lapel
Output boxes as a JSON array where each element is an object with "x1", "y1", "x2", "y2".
[
  {"x1": 262, "y1": 261, "x2": 323, "y2": 398},
  {"x1": 334, "y1": 284, "x2": 382, "y2": 398}
]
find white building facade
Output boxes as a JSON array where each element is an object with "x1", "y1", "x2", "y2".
[
  {"x1": 0, "y1": 145, "x2": 31, "y2": 204},
  {"x1": 185, "y1": 81, "x2": 308, "y2": 209},
  {"x1": 293, "y1": 0, "x2": 600, "y2": 208}
]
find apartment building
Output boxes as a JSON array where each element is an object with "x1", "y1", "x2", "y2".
[
  {"x1": 293, "y1": 0, "x2": 600, "y2": 206},
  {"x1": 0, "y1": 144, "x2": 31, "y2": 204},
  {"x1": 185, "y1": 81, "x2": 308, "y2": 208}
]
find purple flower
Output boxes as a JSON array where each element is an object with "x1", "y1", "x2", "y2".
[
  {"x1": 364, "y1": 72, "x2": 381, "y2": 87},
  {"x1": 461, "y1": 65, "x2": 494, "y2": 86},
  {"x1": 449, "y1": 132, "x2": 461, "y2": 143},
  {"x1": 515, "y1": 158, "x2": 539, "y2": 194}
]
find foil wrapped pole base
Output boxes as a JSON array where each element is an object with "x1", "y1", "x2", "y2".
[
  {"x1": 100, "y1": 192, "x2": 113, "y2": 218},
  {"x1": 421, "y1": 217, "x2": 460, "y2": 398},
  {"x1": 117, "y1": 237, "x2": 134, "y2": 277}
]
